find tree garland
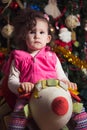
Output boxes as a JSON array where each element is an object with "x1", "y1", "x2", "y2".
[{"x1": 53, "y1": 45, "x2": 87, "y2": 69}]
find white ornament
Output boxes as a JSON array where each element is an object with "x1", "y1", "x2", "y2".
[{"x1": 44, "y1": 0, "x2": 61, "y2": 18}]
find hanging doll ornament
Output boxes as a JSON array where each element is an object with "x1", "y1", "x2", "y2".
[
  {"x1": 65, "y1": 14, "x2": 80, "y2": 41},
  {"x1": 1, "y1": 24, "x2": 14, "y2": 39},
  {"x1": 44, "y1": 0, "x2": 61, "y2": 19},
  {"x1": 55, "y1": 26, "x2": 73, "y2": 51}
]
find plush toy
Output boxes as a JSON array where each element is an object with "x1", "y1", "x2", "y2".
[
  {"x1": 55, "y1": 26, "x2": 73, "y2": 51},
  {"x1": 28, "y1": 79, "x2": 87, "y2": 130},
  {"x1": 29, "y1": 79, "x2": 73, "y2": 130}
]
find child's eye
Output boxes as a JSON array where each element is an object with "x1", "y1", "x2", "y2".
[{"x1": 40, "y1": 31, "x2": 44, "y2": 34}]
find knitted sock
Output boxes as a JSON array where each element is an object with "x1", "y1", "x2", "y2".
[
  {"x1": 73, "y1": 106, "x2": 87, "y2": 130},
  {"x1": 8, "y1": 110, "x2": 28, "y2": 130}
]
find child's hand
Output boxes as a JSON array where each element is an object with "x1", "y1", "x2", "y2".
[
  {"x1": 61, "y1": 80, "x2": 77, "y2": 90},
  {"x1": 68, "y1": 82, "x2": 77, "y2": 91},
  {"x1": 18, "y1": 82, "x2": 34, "y2": 94},
  {"x1": 61, "y1": 80, "x2": 81, "y2": 102}
]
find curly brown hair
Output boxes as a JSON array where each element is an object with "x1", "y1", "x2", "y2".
[{"x1": 12, "y1": 8, "x2": 51, "y2": 51}]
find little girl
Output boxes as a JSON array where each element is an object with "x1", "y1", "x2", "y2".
[{"x1": 2, "y1": 8, "x2": 84, "y2": 130}]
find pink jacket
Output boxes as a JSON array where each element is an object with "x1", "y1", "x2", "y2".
[{"x1": 3, "y1": 46, "x2": 57, "y2": 84}]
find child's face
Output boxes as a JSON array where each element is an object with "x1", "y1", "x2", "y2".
[{"x1": 26, "y1": 18, "x2": 51, "y2": 51}]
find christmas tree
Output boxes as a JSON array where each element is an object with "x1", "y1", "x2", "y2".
[{"x1": 0, "y1": 0, "x2": 87, "y2": 110}]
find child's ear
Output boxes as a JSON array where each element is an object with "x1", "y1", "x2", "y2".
[{"x1": 47, "y1": 35, "x2": 52, "y2": 43}]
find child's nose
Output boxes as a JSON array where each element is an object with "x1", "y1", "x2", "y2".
[{"x1": 35, "y1": 32, "x2": 40, "y2": 38}]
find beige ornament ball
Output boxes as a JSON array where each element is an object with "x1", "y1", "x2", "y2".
[
  {"x1": 65, "y1": 15, "x2": 79, "y2": 29},
  {"x1": 1, "y1": 24, "x2": 14, "y2": 38},
  {"x1": 1, "y1": 0, "x2": 10, "y2": 4}
]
